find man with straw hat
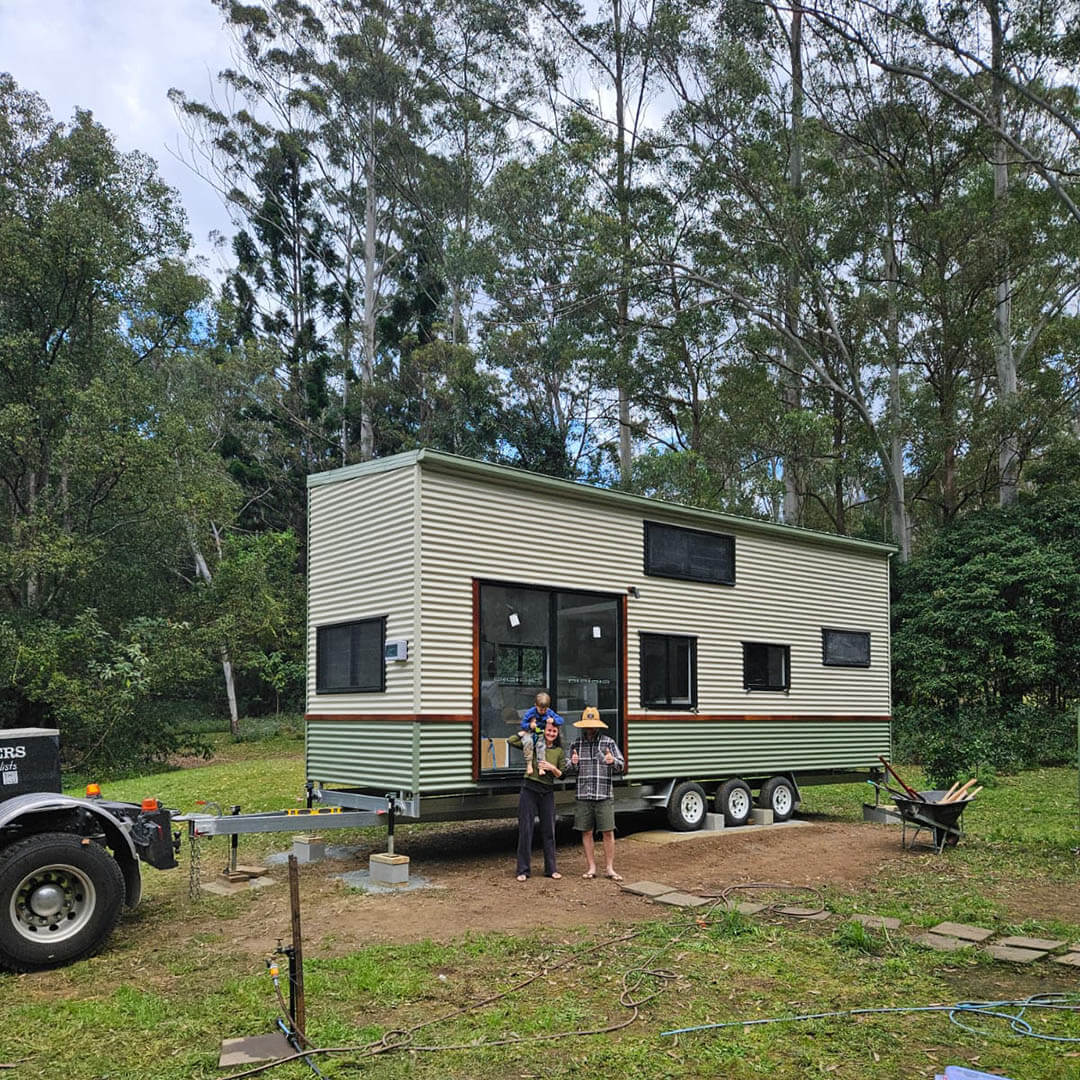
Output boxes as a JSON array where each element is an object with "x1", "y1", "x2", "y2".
[{"x1": 565, "y1": 706, "x2": 625, "y2": 880}]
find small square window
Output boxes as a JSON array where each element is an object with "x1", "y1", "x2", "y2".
[
  {"x1": 640, "y1": 633, "x2": 697, "y2": 708},
  {"x1": 743, "y1": 642, "x2": 789, "y2": 691},
  {"x1": 822, "y1": 628, "x2": 871, "y2": 667},
  {"x1": 316, "y1": 617, "x2": 386, "y2": 693}
]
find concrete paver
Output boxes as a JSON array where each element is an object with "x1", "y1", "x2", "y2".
[
  {"x1": 621, "y1": 880, "x2": 677, "y2": 897},
  {"x1": 928, "y1": 922, "x2": 994, "y2": 943},
  {"x1": 995, "y1": 935, "x2": 1064, "y2": 951},
  {"x1": 653, "y1": 891, "x2": 710, "y2": 908},
  {"x1": 731, "y1": 901, "x2": 768, "y2": 915},
  {"x1": 984, "y1": 944, "x2": 1047, "y2": 963},
  {"x1": 1052, "y1": 952, "x2": 1080, "y2": 968}
]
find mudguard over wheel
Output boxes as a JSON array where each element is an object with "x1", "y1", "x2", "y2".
[
  {"x1": 667, "y1": 781, "x2": 708, "y2": 831},
  {"x1": 758, "y1": 776, "x2": 798, "y2": 821},
  {"x1": 716, "y1": 778, "x2": 753, "y2": 827},
  {"x1": 0, "y1": 832, "x2": 125, "y2": 972}
]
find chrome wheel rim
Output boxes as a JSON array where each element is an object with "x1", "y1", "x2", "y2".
[{"x1": 10, "y1": 863, "x2": 97, "y2": 944}]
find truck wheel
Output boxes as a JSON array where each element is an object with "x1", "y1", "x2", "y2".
[
  {"x1": 716, "y1": 779, "x2": 753, "y2": 827},
  {"x1": 758, "y1": 776, "x2": 797, "y2": 822},
  {"x1": 0, "y1": 832, "x2": 125, "y2": 972},
  {"x1": 667, "y1": 781, "x2": 708, "y2": 831}
]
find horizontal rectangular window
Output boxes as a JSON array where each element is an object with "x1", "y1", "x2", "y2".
[
  {"x1": 644, "y1": 521, "x2": 735, "y2": 586},
  {"x1": 640, "y1": 633, "x2": 697, "y2": 708},
  {"x1": 743, "y1": 642, "x2": 789, "y2": 691},
  {"x1": 316, "y1": 617, "x2": 386, "y2": 693},
  {"x1": 822, "y1": 628, "x2": 871, "y2": 667}
]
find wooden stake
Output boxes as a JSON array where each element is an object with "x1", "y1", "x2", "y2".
[{"x1": 288, "y1": 854, "x2": 305, "y2": 1038}]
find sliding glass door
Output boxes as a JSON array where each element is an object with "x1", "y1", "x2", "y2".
[{"x1": 479, "y1": 583, "x2": 620, "y2": 776}]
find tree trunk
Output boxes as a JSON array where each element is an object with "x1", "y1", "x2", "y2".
[
  {"x1": 986, "y1": 0, "x2": 1018, "y2": 505},
  {"x1": 781, "y1": 4, "x2": 804, "y2": 525},
  {"x1": 884, "y1": 219, "x2": 911, "y2": 559},
  {"x1": 188, "y1": 528, "x2": 240, "y2": 737},
  {"x1": 360, "y1": 107, "x2": 377, "y2": 463},
  {"x1": 613, "y1": 0, "x2": 634, "y2": 487}
]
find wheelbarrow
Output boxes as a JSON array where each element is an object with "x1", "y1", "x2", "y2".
[{"x1": 869, "y1": 783, "x2": 973, "y2": 854}]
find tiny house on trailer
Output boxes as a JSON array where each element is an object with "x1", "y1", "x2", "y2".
[{"x1": 305, "y1": 450, "x2": 894, "y2": 829}]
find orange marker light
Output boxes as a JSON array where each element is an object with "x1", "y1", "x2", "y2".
[
  {"x1": 85, "y1": 783, "x2": 102, "y2": 798},
  {"x1": 141, "y1": 797, "x2": 160, "y2": 811}
]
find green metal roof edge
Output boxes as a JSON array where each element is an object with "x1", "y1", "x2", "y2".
[
  {"x1": 306, "y1": 451, "x2": 422, "y2": 488},
  {"x1": 309, "y1": 448, "x2": 897, "y2": 556}
]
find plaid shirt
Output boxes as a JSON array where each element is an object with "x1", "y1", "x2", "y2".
[{"x1": 566, "y1": 734, "x2": 624, "y2": 800}]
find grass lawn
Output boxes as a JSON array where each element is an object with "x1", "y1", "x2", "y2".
[{"x1": 0, "y1": 753, "x2": 1076, "y2": 1079}]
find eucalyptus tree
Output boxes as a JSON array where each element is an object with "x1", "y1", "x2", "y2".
[
  {"x1": 525, "y1": 0, "x2": 673, "y2": 483},
  {"x1": 480, "y1": 144, "x2": 613, "y2": 478},
  {"x1": 798, "y1": 0, "x2": 1080, "y2": 508}
]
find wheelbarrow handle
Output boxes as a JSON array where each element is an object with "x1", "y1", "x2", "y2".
[{"x1": 878, "y1": 756, "x2": 925, "y2": 802}]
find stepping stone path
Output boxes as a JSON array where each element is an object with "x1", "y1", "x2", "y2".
[{"x1": 619, "y1": 883, "x2": 1076, "y2": 967}]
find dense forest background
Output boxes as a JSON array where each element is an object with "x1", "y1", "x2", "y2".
[{"x1": 2, "y1": 0, "x2": 1079, "y2": 781}]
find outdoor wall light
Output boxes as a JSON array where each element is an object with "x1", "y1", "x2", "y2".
[
  {"x1": 592, "y1": 625, "x2": 602, "y2": 638},
  {"x1": 628, "y1": 586, "x2": 640, "y2": 598},
  {"x1": 508, "y1": 611, "x2": 521, "y2": 629}
]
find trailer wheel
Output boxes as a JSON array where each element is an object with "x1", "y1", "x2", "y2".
[
  {"x1": 667, "y1": 781, "x2": 708, "y2": 831},
  {"x1": 715, "y1": 779, "x2": 753, "y2": 827},
  {"x1": 0, "y1": 833, "x2": 125, "y2": 972},
  {"x1": 758, "y1": 776, "x2": 797, "y2": 822}
]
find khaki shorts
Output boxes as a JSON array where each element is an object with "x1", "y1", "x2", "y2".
[{"x1": 574, "y1": 798, "x2": 615, "y2": 834}]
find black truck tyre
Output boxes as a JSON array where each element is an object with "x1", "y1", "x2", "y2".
[
  {"x1": 0, "y1": 832, "x2": 125, "y2": 972},
  {"x1": 715, "y1": 778, "x2": 753, "y2": 827},
  {"x1": 758, "y1": 776, "x2": 797, "y2": 821},
  {"x1": 667, "y1": 781, "x2": 708, "y2": 831}
]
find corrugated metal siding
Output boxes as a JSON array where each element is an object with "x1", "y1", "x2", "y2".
[
  {"x1": 306, "y1": 465, "x2": 417, "y2": 715},
  {"x1": 306, "y1": 721, "x2": 417, "y2": 789},
  {"x1": 626, "y1": 721, "x2": 890, "y2": 777},
  {"x1": 418, "y1": 724, "x2": 475, "y2": 790},
  {"x1": 417, "y1": 468, "x2": 891, "y2": 717}
]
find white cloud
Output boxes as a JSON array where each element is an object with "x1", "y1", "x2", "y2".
[{"x1": 0, "y1": 0, "x2": 237, "y2": 273}]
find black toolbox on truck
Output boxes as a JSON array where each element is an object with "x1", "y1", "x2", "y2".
[{"x1": 0, "y1": 727, "x2": 61, "y2": 802}]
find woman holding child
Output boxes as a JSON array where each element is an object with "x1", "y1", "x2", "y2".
[{"x1": 508, "y1": 711, "x2": 565, "y2": 882}]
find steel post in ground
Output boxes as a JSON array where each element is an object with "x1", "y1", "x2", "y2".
[
  {"x1": 229, "y1": 805, "x2": 241, "y2": 873},
  {"x1": 385, "y1": 792, "x2": 396, "y2": 857}
]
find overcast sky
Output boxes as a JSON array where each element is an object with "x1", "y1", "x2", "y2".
[{"x1": 1, "y1": 1, "x2": 238, "y2": 274}]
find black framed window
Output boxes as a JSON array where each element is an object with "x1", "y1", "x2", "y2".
[
  {"x1": 496, "y1": 644, "x2": 547, "y2": 686},
  {"x1": 316, "y1": 617, "x2": 386, "y2": 693},
  {"x1": 640, "y1": 633, "x2": 697, "y2": 708},
  {"x1": 822, "y1": 628, "x2": 871, "y2": 667},
  {"x1": 743, "y1": 642, "x2": 789, "y2": 691},
  {"x1": 644, "y1": 521, "x2": 735, "y2": 585}
]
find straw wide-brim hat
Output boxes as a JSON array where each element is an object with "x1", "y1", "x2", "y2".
[{"x1": 574, "y1": 707, "x2": 608, "y2": 729}]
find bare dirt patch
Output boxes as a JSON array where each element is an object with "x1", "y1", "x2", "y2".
[{"x1": 209, "y1": 815, "x2": 910, "y2": 958}]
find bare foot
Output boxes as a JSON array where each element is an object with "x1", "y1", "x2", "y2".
[
  {"x1": 549, "y1": 872, "x2": 562, "y2": 880},
  {"x1": 603, "y1": 869, "x2": 624, "y2": 881},
  {"x1": 516, "y1": 874, "x2": 527, "y2": 882},
  {"x1": 582, "y1": 869, "x2": 596, "y2": 879}
]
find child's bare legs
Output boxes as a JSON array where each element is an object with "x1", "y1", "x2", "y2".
[{"x1": 522, "y1": 734, "x2": 535, "y2": 775}]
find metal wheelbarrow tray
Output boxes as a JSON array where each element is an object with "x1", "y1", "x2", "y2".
[{"x1": 889, "y1": 790, "x2": 972, "y2": 854}]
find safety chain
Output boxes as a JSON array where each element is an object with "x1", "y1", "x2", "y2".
[{"x1": 188, "y1": 826, "x2": 202, "y2": 901}]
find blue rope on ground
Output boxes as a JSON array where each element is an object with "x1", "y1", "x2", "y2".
[{"x1": 661, "y1": 993, "x2": 1080, "y2": 1043}]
